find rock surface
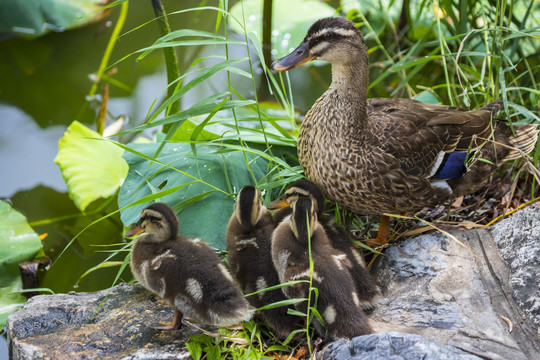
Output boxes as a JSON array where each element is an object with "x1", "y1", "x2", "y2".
[
  {"x1": 317, "y1": 332, "x2": 482, "y2": 360},
  {"x1": 369, "y1": 205, "x2": 540, "y2": 360},
  {"x1": 7, "y1": 283, "x2": 199, "y2": 359},
  {"x1": 490, "y1": 206, "x2": 540, "y2": 328}
]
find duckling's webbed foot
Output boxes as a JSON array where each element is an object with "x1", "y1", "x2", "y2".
[{"x1": 151, "y1": 308, "x2": 183, "y2": 330}]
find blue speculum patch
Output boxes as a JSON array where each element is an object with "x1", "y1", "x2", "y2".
[{"x1": 434, "y1": 152, "x2": 472, "y2": 179}]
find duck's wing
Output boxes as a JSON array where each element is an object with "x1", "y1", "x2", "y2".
[{"x1": 367, "y1": 98, "x2": 500, "y2": 179}]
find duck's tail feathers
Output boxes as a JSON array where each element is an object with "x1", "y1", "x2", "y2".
[
  {"x1": 481, "y1": 100, "x2": 503, "y2": 115},
  {"x1": 207, "y1": 298, "x2": 254, "y2": 327},
  {"x1": 502, "y1": 123, "x2": 539, "y2": 161},
  {"x1": 212, "y1": 303, "x2": 254, "y2": 327}
]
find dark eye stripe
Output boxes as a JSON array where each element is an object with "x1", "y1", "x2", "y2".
[
  {"x1": 143, "y1": 214, "x2": 161, "y2": 222},
  {"x1": 310, "y1": 33, "x2": 347, "y2": 45}
]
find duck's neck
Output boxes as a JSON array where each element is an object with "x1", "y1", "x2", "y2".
[
  {"x1": 291, "y1": 214, "x2": 315, "y2": 245},
  {"x1": 328, "y1": 60, "x2": 369, "y2": 129}
]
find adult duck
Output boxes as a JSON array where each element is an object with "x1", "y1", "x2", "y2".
[{"x1": 271, "y1": 17, "x2": 538, "y2": 243}]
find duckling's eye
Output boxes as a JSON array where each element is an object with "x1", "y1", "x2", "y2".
[
  {"x1": 325, "y1": 32, "x2": 334, "y2": 38},
  {"x1": 144, "y1": 214, "x2": 159, "y2": 222}
]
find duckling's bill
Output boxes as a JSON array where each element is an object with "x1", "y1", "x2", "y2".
[
  {"x1": 126, "y1": 223, "x2": 145, "y2": 237},
  {"x1": 266, "y1": 197, "x2": 290, "y2": 210},
  {"x1": 272, "y1": 42, "x2": 315, "y2": 71}
]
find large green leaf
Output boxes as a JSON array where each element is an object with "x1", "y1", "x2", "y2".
[
  {"x1": 169, "y1": 102, "x2": 298, "y2": 146},
  {"x1": 229, "y1": 0, "x2": 336, "y2": 55},
  {"x1": 118, "y1": 142, "x2": 270, "y2": 250},
  {"x1": 0, "y1": 201, "x2": 42, "y2": 328},
  {"x1": 55, "y1": 121, "x2": 129, "y2": 212},
  {"x1": 0, "y1": 0, "x2": 109, "y2": 37}
]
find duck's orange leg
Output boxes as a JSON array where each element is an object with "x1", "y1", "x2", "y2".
[{"x1": 368, "y1": 215, "x2": 391, "y2": 245}]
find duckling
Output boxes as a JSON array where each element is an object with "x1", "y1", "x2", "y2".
[
  {"x1": 126, "y1": 203, "x2": 252, "y2": 330},
  {"x1": 226, "y1": 186, "x2": 299, "y2": 339},
  {"x1": 268, "y1": 180, "x2": 379, "y2": 309},
  {"x1": 271, "y1": 17, "x2": 539, "y2": 243},
  {"x1": 271, "y1": 197, "x2": 373, "y2": 340}
]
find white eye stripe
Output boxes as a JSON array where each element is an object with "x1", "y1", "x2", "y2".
[{"x1": 310, "y1": 42, "x2": 329, "y2": 55}]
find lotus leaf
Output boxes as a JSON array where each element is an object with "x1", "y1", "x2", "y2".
[
  {"x1": 55, "y1": 121, "x2": 129, "y2": 212},
  {"x1": 0, "y1": 201, "x2": 41, "y2": 328}
]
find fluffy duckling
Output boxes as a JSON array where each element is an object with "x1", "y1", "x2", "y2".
[
  {"x1": 226, "y1": 186, "x2": 299, "y2": 339},
  {"x1": 268, "y1": 180, "x2": 379, "y2": 309},
  {"x1": 127, "y1": 203, "x2": 252, "y2": 330},
  {"x1": 271, "y1": 197, "x2": 372, "y2": 340}
]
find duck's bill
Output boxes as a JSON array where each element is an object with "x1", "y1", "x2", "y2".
[
  {"x1": 126, "y1": 224, "x2": 145, "y2": 237},
  {"x1": 271, "y1": 42, "x2": 315, "y2": 71},
  {"x1": 267, "y1": 197, "x2": 290, "y2": 210}
]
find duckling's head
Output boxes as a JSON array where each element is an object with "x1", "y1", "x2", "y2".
[
  {"x1": 272, "y1": 17, "x2": 367, "y2": 71},
  {"x1": 126, "y1": 203, "x2": 179, "y2": 242},
  {"x1": 290, "y1": 197, "x2": 318, "y2": 242},
  {"x1": 235, "y1": 186, "x2": 264, "y2": 227},
  {"x1": 267, "y1": 180, "x2": 325, "y2": 216}
]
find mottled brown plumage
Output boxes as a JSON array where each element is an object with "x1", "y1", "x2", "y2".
[
  {"x1": 272, "y1": 17, "x2": 539, "y2": 216},
  {"x1": 127, "y1": 203, "x2": 252, "y2": 330},
  {"x1": 226, "y1": 186, "x2": 299, "y2": 339},
  {"x1": 271, "y1": 197, "x2": 373, "y2": 340}
]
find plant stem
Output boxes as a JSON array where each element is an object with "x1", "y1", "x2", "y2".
[
  {"x1": 258, "y1": 0, "x2": 273, "y2": 99},
  {"x1": 150, "y1": 0, "x2": 181, "y2": 133},
  {"x1": 29, "y1": 195, "x2": 117, "y2": 227},
  {"x1": 78, "y1": 1, "x2": 128, "y2": 122},
  {"x1": 88, "y1": 1, "x2": 129, "y2": 98},
  {"x1": 305, "y1": 212, "x2": 314, "y2": 356},
  {"x1": 262, "y1": 0, "x2": 273, "y2": 68},
  {"x1": 433, "y1": 0, "x2": 453, "y2": 105}
]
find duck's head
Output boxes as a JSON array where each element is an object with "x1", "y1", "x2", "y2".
[
  {"x1": 235, "y1": 186, "x2": 264, "y2": 227},
  {"x1": 290, "y1": 197, "x2": 318, "y2": 242},
  {"x1": 126, "y1": 203, "x2": 179, "y2": 242},
  {"x1": 267, "y1": 180, "x2": 325, "y2": 216},
  {"x1": 271, "y1": 17, "x2": 366, "y2": 71}
]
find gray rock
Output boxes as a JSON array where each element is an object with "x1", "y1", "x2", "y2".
[
  {"x1": 317, "y1": 332, "x2": 482, "y2": 360},
  {"x1": 490, "y1": 206, "x2": 540, "y2": 328},
  {"x1": 7, "y1": 283, "x2": 199, "y2": 359},
  {"x1": 369, "y1": 207, "x2": 540, "y2": 360}
]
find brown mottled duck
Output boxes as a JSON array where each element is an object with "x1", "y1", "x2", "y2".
[{"x1": 271, "y1": 17, "x2": 538, "y2": 243}]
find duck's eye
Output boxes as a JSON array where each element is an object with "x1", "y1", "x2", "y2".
[
  {"x1": 326, "y1": 32, "x2": 334, "y2": 38},
  {"x1": 144, "y1": 214, "x2": 159, "y2": 222}
]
